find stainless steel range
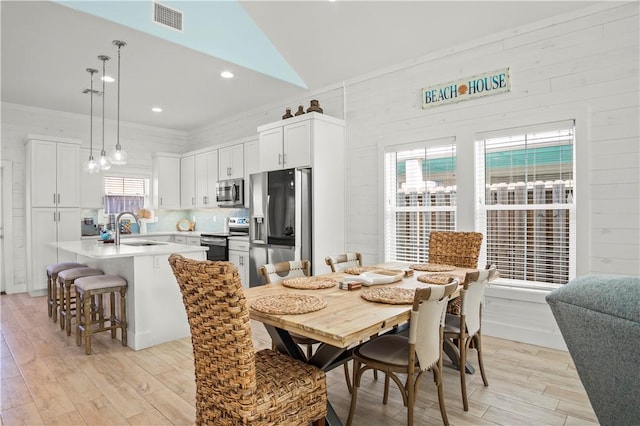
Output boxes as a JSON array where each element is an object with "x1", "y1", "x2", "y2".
[{"x1": 200, "y1": 217, "x2": 249, "y2": 262}]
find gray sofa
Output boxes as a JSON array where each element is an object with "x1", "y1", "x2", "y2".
[{"x1": 546, "y1": 275, "x2": 640, "y2": 426}]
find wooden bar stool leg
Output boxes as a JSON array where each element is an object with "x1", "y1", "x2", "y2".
[
  {"x1": 59, "y1": 279, "x2": 67, "y2": 330},
  {"x1": 120, "y1": 287, "x2": 127, "y2": 346},
  {"x1": 47, "y1": 275, "x2": 53, "y2": 318},
  {"x1": 51, "y1": 276, "x2": 58, "y2": 322},
  {"x1": 76, "y1": 291, "x2": 84, "y2": 347},
  {"x1": 83, "y1": 291, "x2": 93, "y2": 355},
  {"x1": 110, "y1": 291, "x2": 117, "y2": 339},
  {"x1": 65, "y1": 281, "x2": 74, "y2": 336}
]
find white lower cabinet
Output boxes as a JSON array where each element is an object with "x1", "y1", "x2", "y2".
[{"x1": 229, "y1": 239, "x2": 249, "y2": 288}]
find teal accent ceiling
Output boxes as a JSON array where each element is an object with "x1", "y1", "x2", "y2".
[{"x1": 55, "y1": 0, "x2": 306, "y2": 88}]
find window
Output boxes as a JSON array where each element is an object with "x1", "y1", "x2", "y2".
[
  {"x1": 475, "y1": 120, "x2": 576, "y2": 287},
  {"x1": 104, "y1": 176, "x2": 146, "y2": 214},
  {"x1": 384, "y1": 139, "x2": 457, "y2": 263}
]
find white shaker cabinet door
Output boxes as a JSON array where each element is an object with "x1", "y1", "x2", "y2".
[
  {"x1": 30, "y1": 141, "x2": 58, "y2": 207},
  {"x1": 30, "y1": 208, "x2": 58, "y2": 293},
  {"x1": 181, "y1": 155, "x2": 196, "y2": 209},
  {"x1": 219, "y1": 144, "x2": 244, "y2": 180},
  {"x1": 283, "y1": 120, "x2": 311, "y2": 169},
  {"x1": 196, "y1": 150, "x2": 218, "y2": 208},
  {"x1": 56, "y1": 142, "x2": 80, "y2": 207},
  {"x1": 258, "y1": 127, "x2": 283, "y2": 172}
]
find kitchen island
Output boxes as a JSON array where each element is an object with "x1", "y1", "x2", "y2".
[{"x1": 53, "y1": 239, "x2": 207, "y2": 350}]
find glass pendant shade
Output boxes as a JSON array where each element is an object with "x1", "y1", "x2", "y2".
[
  {"x1": 109, "y1": 145, "x2": 128, "y2": 165},
  {"x1": 99, "y1": 150, "x2": 112, "y2": 170},
  {"x1": 83, "y1": 155, "x2": 100, "y2": 174}
]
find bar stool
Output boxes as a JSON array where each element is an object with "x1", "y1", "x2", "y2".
[
  {"x1": 46, "y1": 262, "x2": 85, "y2": 321},
  {"x1": 74, "y1": 275, "x2": 127, "y2": 355},
  {"x1": 58, "y1": 267, "x2": 103, "y2": 336}
]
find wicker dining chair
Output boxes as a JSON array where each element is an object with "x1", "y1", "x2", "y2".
[
  {"x1": 444, "y1": 266, "x2": 497, "y2": 411},
  {"x1": 168, "y1": 254, "x2": 327, "y2": 426},
  {"x1": 325, "y1": 252, "x2": 363, "y2": 272},
  {"x1": 428, "y1": 231, "x2": 483, "y2": 268},
  {"x1": 346, "y1": 280, "x2": 459, "y2": 426},
  {"x1": 258, "y1": 260, "x2": 317, "y2": 358}
]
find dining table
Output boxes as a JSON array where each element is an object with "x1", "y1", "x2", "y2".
[{"x1": 244, "y1": 261, "x2": 480, "y2": 426}]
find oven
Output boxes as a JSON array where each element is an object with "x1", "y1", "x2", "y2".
[{"x1": 200, "y1": 234, "x2": 228, "y2": 261}]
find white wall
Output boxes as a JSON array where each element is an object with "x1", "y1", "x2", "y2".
[{"x1": 0, "y1": 103, "x2": 187, "y2": 291}]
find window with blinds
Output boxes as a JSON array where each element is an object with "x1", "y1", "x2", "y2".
[
  {"x1": 475, "y1": 120, "x2": 576, "y2": 287},
  {"x1": 384, "y1": 139, "x2": 457, "y2": 263},
  {"x1": 103, "y1": 176, "x2": 146, "y2": 214}
]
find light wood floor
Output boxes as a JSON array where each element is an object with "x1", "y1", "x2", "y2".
[{"x1": 1, "y1": 292, "x2": 597, "y2": 425}]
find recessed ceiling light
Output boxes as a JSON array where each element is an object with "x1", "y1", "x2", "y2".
[
  {"x1": 220, "y1": 71, "x2": 234, "y2": 79},
  {"x1": 152, "y1": 107, "x2": 162, "y2": 113},
  {"x1": 101, "y1": 76, "x2": 115, "y2": 83}
]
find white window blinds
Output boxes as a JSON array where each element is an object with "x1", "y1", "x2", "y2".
[
  {"x1": 384, "y1": 139, "x2": 457, "y2": 263},
  {"x1": 103, "y1": 176, "x2": 146, "y2": 214},
  {"x1": 475, "y1": 120, "x2": 576, "y2": 286}
]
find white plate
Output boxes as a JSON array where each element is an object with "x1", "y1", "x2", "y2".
[{"x1": 343, "y1": 269, "x2": 405, "y2": 286}]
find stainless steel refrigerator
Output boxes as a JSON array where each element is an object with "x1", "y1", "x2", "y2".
[{"x1": 249, "y1": 168, "x2": 312, "y2": 286}]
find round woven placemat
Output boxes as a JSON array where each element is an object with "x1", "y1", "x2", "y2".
[
  {"x1": 361, "y1": 287, "x2": 415, "y2": 305},
  {"x1": 410, "y1": 263, "x2": 456, "y2": 272},
  {"x1": 417, "y1": 274, "x2": 456, "y2": 285},
  {"x1": 343, "y1": 266, "x2": 378, "y2": 275},
  {"x1": 250, "y1": 294, "x2": 327, "y2": 314},
  {"x1": 281, "y1": 276, "x2": 338, "y2": 289}
]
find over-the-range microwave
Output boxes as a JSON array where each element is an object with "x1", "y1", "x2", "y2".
[{"x1": 216, "y1": 178, "x2": 244, "y2": 207}]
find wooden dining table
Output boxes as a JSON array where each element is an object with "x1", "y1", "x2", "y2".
[{"x1": 244, "y1": 261, "x2": 479, "y2": 426}]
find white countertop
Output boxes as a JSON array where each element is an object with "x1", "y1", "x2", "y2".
[{"x1": 53, "y1": 239, "x2": 207, "y2": 259}]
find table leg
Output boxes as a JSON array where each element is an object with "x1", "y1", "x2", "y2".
[{"x1": 443, "y1": 339, "x2": 475, "y2": 374}]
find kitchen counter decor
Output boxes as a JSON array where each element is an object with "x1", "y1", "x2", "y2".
[
  {"x1": 281, "y1": 276, "x2": 338, "y2": 289},
  {"x1": 360, "y1": 287, "x2": 415, "y2": 305},
  {"x1": 250, "y1": 294, "x2": 327, "y2": 315},
  {"x1": 409, "y1": 263, "x2": 456, "y2": 272}
]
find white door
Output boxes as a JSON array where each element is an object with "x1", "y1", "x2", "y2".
[{"x1": 30, "y1": 140, "x2": 58, "y2": 207}]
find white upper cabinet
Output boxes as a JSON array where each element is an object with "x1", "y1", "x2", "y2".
[
  {"x1": 180, "y1": 155, "x2": 196, "y2": 208},
  {"x1": 28, "y1": 138, "x2": 80, "y2": 208},
  {"x1": 218, "y1": 144, "x2": 244, "y2": 180},
  {"x1": 195, "y1": 150, "x2": 218, "y2": 208},
  {"x1": 152, "y1": 153, "x2": 181, "y2": 209},
  {"x1": 258, "y1": 114, "x2": 314, "y2": 172}
]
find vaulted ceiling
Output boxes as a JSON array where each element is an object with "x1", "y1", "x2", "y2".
[{"x1": 1, "y1": 1, "x2": 598, "y2": 132}]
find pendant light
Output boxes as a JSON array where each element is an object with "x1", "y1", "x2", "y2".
[
  {"x1": 109, "y1": 40, "x2": 128, "y2": 165},
  {"x1": 83, "y1": 68, "x2": 100, "y2": 174},
  {"x1": 98, "y1": 54, "x2": 112, "y2": 171}
]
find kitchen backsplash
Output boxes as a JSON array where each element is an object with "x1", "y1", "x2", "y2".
[{"x1": 81, "y1": 208, "x2": 249, "y2": 234}]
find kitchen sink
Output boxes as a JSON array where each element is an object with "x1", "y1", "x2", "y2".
[{"x1": 121, "y1": 241, "x2": 168, "y2": 246}]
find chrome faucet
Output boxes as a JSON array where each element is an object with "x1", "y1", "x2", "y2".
[{"x1": 114, "y1": 211, "x2": 141, "y2": 245}]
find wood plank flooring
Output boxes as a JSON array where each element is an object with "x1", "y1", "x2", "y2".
[{"x1": 0, "y1": 293, "x2": 597, "y2": 425}]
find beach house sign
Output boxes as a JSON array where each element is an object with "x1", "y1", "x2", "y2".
[{"x1": 422, "y1": 67, "x2": 511, "y2": 109}]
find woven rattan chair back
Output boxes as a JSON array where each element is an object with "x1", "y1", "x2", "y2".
[
  {"x1": 169, "y1": 255, "x2": 257, "y2": 423},
  {"x1": 428, "y1": 232, "x2": 483, "y2": 268},
  {"x1": 168, "y1": 254, "x2": 328, "y2": 425},
  {"x1": 324, "y1": 253, "x2": 363, "y2": 272},
  {"x1": 259, "y1": 260, "x2": 311, "y2": 284}
]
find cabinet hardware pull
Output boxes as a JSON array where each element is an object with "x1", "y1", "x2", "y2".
[
  {"x1": 53, "y1": 211, "x2": 56, "y2": 222},
  {"x1": 283, "y1": 153, "x2": 287, "y2": 165},
  {"x1": 192, "y1": 197, "x2": 195, "y2": 205},
  {"x1": 278, "y1": 153, "x2": 282, "y2": 165},
  {"x1": 58, "y1": 211, "x2": 61, "y2": 221},
  {"x1": 53, "y1": 193, "x2": 56, "y2": 204},
  {"x1": 160, "y1": 197, "x2": 163, "y2": 206},
  {"x1": 57, "y1": 193, "x2": 61, "y2": 204}
]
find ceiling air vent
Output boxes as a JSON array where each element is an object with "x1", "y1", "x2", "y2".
[{"x1": 153, "y1": 2, "x2": 183, "y2": 31}]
